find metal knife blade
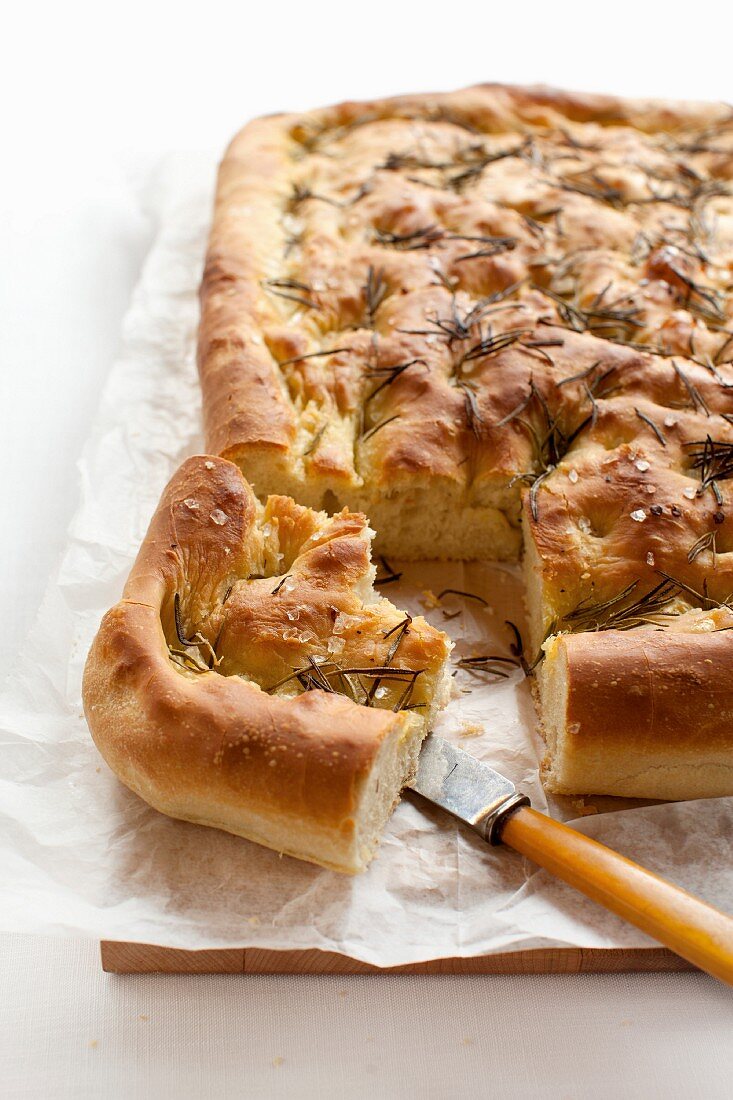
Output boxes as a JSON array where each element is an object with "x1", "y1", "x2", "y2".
[{"x1": 408, "y1": 733, "x2": 530, "y2": 844}]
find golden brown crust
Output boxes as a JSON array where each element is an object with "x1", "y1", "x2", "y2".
[
  {"x1": 198, "y1": 82, "x2": 733, "y2": 538},
  {"x1": 195, "y1": 82, "x2": 733, "y2": 802},
  {"x1": 541, "y1": 608, "x2": 733, "y2": 799},
  {"x1": 82, "y1": 456, "x2": 451, "y2": 872}
]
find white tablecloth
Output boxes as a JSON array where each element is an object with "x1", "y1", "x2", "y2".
[{"x1": 2, "y1": 5, "x2": 733, "y2": 1095}]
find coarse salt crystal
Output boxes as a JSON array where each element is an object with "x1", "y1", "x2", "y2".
[
  {"x1": 285, "y1": 609, "x2": 300, "y2": 622},
  {"x1": 683, "y1": 486, "x2": 697, "y2": 499},
  {"x1": 183, "y1": 498, "x2": 198, "y2": 510},
  {"x1": 664, "y1": 416, "x2": 677, "y2": 428},
  {"x1": 635, "y1": 459, "x2": 650, "y2": 472},
  {"x1": 210, "y1": 508, "x2": 228, "y2": 525},
  {"x1": 644, "y1": 484, "x2": 656, "y2": 495},
  {"x1": 646, "y1": 551, "x2": 655, "y2": 566},
  {"x1": 630, "y1": 509, "x2": 646, "y2": 522},
  {"x1": 578, "y1": 516, "x2": 592, "y2": 533},
  {"x1": 374, "y1": 686, "x2": 388, "y2": 700},
  {"x1": 204, "y1": 460, "x2": 215, "y2": 470},
  {"x1": 568, "y1": 468, "x2": 579, "y2": 483}
]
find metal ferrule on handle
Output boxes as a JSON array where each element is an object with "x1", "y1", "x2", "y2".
[{"x1": 478, "y1": 792, "x2": 531, "y2": 845}]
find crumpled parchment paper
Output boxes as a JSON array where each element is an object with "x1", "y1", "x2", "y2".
[{"x1": 1, "y1": 154, "x2": 731, "y2": 964}]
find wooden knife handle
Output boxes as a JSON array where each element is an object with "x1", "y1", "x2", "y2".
[{"x1": 499, "y1": 806, "x2": 733, "y2": 985}]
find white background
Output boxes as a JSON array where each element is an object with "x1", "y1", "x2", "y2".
[{"x1": 2, "y1": 2, "x2": 733, "y2": 1096}]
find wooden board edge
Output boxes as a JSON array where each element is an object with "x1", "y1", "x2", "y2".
[
  {"x1": 100, "y1": 941, "x2": 695, "y2": 975},
  {"x1": 100, "y1": 942, "x2": 245, "y2": 974}
]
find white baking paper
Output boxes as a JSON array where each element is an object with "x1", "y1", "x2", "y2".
[{"x1": 1, "y1": 153, "x2": 732, "y2": 963}]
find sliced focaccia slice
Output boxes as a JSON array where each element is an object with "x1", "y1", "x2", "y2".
[
  {"x1": 83, "y1": 456, "x2": 451, "y2": 872},
  {"x1": 538, "y1": 606, "x2": 733, "y2": 800}
]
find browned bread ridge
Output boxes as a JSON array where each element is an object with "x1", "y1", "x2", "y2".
[{"x1": 83, "y1": 456, "x2": 451, "y2": 872}]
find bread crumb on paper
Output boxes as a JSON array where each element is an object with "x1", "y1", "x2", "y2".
[
  {"x1": 458, "y1": 721, "x2": 483, "y2": 739},
  {"x1": 570, "y1": 798, "x2": 598, "y2": 817},
  {"x1": 419, "y1": 589, "x2": 442, "y2": 610}
]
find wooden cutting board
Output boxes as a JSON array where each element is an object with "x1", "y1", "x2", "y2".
[{"x1": 100, "y1": 941, "x2": 694, "y2": 974}]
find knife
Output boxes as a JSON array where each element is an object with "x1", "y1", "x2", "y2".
[{"x1": 408, "y1": 733, "x2": 733, "y2": 985}]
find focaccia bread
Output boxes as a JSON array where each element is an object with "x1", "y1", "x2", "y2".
[
  {"x1": 198, "y1": 83, "x2": 733, "y2": 802},
  {"x1": 83, "y1": 456, "x2": 451, "y2": 872}
]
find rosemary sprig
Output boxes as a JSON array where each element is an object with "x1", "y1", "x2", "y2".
[
  {"x1": 265, "y1": 651, "x2": 420, "y2": 712},
  {"x1": 454, "y1": 236, "x2": 518, "y2": 263},
  {"x1": 437, "y1": 588, "x2": 489, "y2": 606},
  {"x1": 373, "y1": 225, "x2": 517, "y2": 261},
  {"x1": 456, "y1": 655, "x2": 519, "y2": 679},
  {"x1": 554, "y1": 170, "x2": 624, "y2": 209},
  {"x1": 673, "y1": 361, "x2": 710, "y2": 416},
  {"x1": 369, "y1": 612, "x2": 414, "y2": 709},
  {"x1": 556, "y1": 360, "x2": 616, "y2": 395},
  {"x1": 686, "y1": 332, "x2": 733, "y2": 388},
  {"x1": 456, "y1": 327, "x2": 532, "y2": 371},
  {"x1": 266, "y1": 661, "x2": 423, "y2": 711},
  {"x1": 287, "y1": 182, "x2": 344, "y2": 211},
  {"x1": 504, "y1": 619, "x2": 541, "y2": 674},
  {"x1": 364, "y1": 359, "x2": 426, "y2": 405},
  {"x1": 457, "y1": 382, "x2": 483, "y2": 436},
  {"x1": 361, "y1": 414, "x2": 400, "y2": 442},
  {"x1": 364, "y1": 266, "x2": 387, "y2": 327},
  {"x1": 537, "y1": 284, "x2": 643, "y2": 340},
  {"x1": 634, "y1": 407, "x2": 667, "y2": 447},
  {"x1": 169, "y1": 649, "x2": 210, "y2": 674},
  {"x1": 561, "y1": 578, "x2": 681, "y2": 633},
  {"x1": 666, "y1": 264, "x2": 726, "y2": 325},
  {"x1": 271, "y1": 574, "x2": 293, "y2": 596},
  {"x1": 399, "y1": 280, "x2": 526, "y2": 345},
  {"x1": 374, "y1": 557, "x2": 402, "y2": 586},
  {"x1": 379, "y1": 151, "x2": 447, "y2": 173},
  {"x1": 303, "y1": 423, "x2": 326, "y2": 457},
  {"x1": 279, "y1": 346, "x2": 351, "y2": 367},
  {"x1": 446, "y1": 138, "x2": 533, "y2": 190},
  {"x1": 713, "y1": 331, "x2": 733, "y2": 368},
  {"x1": 374, "y1": 224, "x2": 444, "y2": 250},
  {"x1": 171, "y1": 593, "x2": 219, "y2": 669},
  {"x1": 501, "y1": 379, "x2": 589, "y2": 519},
  {"x1": 656, "y1": 570, "x2": 731, "y2": 611},
  {"x1": 263, "y1": 278, "x2": 320, "y2": 310},
  {"x1": 684, "y1": 436, "x2": 733, "y2": 501},
  {"x1": 688, "y1": 530, "x2": 718, "y2": 564},
  {"x1": 383, "y1": 614, "x2": 412, "y2": 662}
]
